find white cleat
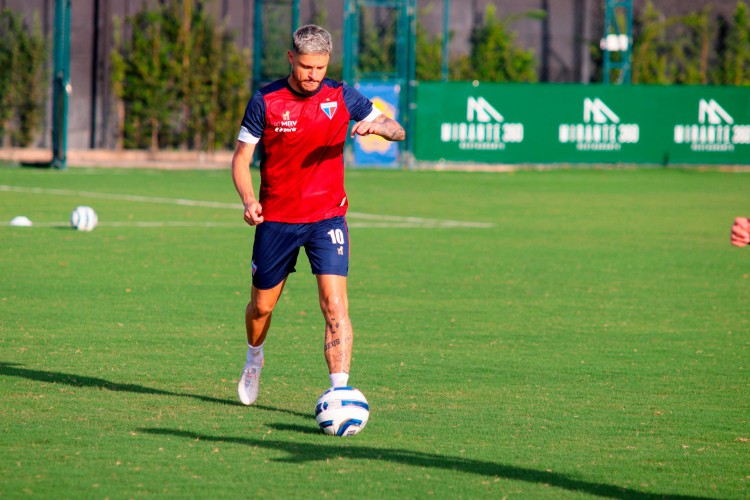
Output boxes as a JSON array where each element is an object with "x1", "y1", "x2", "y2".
[{"x1": 238, "y1": 365, "x2": 261, "y2": 405}]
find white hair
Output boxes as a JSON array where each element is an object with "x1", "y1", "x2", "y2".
[{"x1": 292, "y1": 24, "x2": 332, "y2": 55}]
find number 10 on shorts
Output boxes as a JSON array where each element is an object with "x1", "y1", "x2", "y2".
[{"x1": 327, "y1": 229, "x2": 345, "y2": 245}]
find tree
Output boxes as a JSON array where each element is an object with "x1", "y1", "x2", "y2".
[
  {"x1": 215, "y1": 44, "x2": 252, "y2": 151},
  {"x1": 673, "y1": 6, "x2": 714, "y2": 84},
  {"x1": 457, "y1": 4, "x2": 537, "y2": 82},
  {"x1": 260, "y1": 5, "x2": 291, "y2": 83},
  {"x1": 719, "y1": 1, "x2": 750, "y2": 85},
  {"x1": 357, "y1": 7, "x2": 397, "y2": 78},
  {"x1": 0, "y1": 10, "x2": 18, "y2": 146},
  {"x1": 0, "y1": 9, "x2": 47, "y2": 147},
  {"x1": 113, "y1": 0, "x2": 251, "y2": 151},
  {"x1": 121, "y1": 8, "x2": 174, "y2": 150},
  {"x1": 309, "y1": 2, "x2": 342, "y2": 80},
  {"x1": 110, "y1": 16, "x2": 127, "y2": 150},
  {"x1": 415, "y1": 16, "x2": 444, "y2": 81},
  {"x1": 632, "y1": 2, "x2": 716, "y2": 85},
  {"x1": 630, "y1": 1, "x2": 750, "y2": 85},
  {"x1": 631, "y1": 1, "x2": 671, "y2": 84}
]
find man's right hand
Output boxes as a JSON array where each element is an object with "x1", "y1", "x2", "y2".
[
  {"x1": 731, "y1": 217, "x2": 750, "y2": 247},
  {"x1": 244, "y1": 201, "x2": 264, "y2": 226}
]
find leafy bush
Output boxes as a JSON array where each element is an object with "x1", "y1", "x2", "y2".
[
  {"x1": 112, "y1": 0, "x2": 251, "y2": 151},
  {"x1": 718, "y1": 1, "x2": 750, "y2": 85},
  {"x1": 0, "y1": 9, "x2": 47, "y2": 147},
  {"x1": 357, "y1": 3, "x2": 538, "y2": 83},
  {"x1": 449, "y1": 4, "x2": 539, "y2": 83},
  {"x1": 415, "y1": 14, "x2": 444, "y2": 82},
  {"x1": 631, "y1": 0, "x2": 749, "y2": 85}
]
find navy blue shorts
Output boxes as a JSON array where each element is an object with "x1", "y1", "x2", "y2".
[{"x1": 251, "y1": 216, "x2": 350, "y2": 290}]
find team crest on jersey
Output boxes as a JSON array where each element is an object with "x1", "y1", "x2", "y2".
[{"x1": 321, "y1": 101, "x2": 337, "y2": 119}]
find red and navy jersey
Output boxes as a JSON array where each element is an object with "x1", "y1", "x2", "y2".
[{"x1": 238, "y1": 77, "x2": 380, "y2": 223}]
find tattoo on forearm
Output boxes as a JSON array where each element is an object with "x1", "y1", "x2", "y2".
[{"x1": 378, "y1": 119, "x2": 406, "y2": 141}]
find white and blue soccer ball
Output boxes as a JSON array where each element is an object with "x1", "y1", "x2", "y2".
[
  {"x1": 315, "y1": 386, "x2": 369, "y2": 437},
  {"x1": 70, "y1": 206, "x2": 98, "y2": 231}
]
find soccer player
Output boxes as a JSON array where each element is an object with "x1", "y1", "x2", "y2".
[
  {"x1": 231, "y1": 24, "x2": 405, "y2": 405},
  {"x1": 731, "y1": 217, "x2": 750, "y2": 247}
]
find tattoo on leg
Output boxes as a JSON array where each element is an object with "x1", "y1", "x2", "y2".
[
  {"x1": 327, "y1": 317, "x2": 340, "y2": 335},
  {"x1": 323, "y1": 313, "x2": 353, "y2": 374},
  {"x1": 324, "y1": 338, "x2": 341, "y2": 351}
]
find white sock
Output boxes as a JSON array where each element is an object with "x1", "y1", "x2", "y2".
[
  {"x1": 246, "y1": 343, "x2": 264, "y2": 367},
  {"x1": 330, "y1": 372, "x2": 349, "y2": 388}
]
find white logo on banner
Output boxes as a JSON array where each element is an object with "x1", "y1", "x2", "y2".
[
  {"x1": 559, "y1": 98, "x2": 639, "y2": 151},
  {"x1": 674, "y1": 99, "x2": 749, "y2": 152},
  {"x1": 467, "y1": 96, "x2": 504, "y2": 122},
  {"x1": 584, "y1": 98, "x2": 620, "y2": 124},
  {"x1": 699, "y1": 99, "x2": 733, "y2": 125},
  {"x1": 440, "y1": 96, "x2": 523, "y2": 151}
]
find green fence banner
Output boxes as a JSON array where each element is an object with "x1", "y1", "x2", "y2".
[{"x1": 414, "y1": 83, "x2": 750, "y2": 165}]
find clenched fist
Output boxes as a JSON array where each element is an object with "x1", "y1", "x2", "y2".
[{"x1": 731, "y1": 217, "x2": 750, "y2": 247}]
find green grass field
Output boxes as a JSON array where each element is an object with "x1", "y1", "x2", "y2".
[{"x1": 1, "y1": 164, "x2": 748, "y2": 498}]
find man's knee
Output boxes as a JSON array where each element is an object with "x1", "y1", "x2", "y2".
[
  {"x1": 248, "y1": 298, "x2": 275, "y2": 320},
  {"x1": 319, "y1": 294, "x2": 348, "y2": 319}
]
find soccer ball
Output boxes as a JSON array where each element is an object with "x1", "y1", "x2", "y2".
[
  {"x1": 315, "y1": 386, "x2": 369, "y2": 437},
  {"x1": 70, "y1": 206, "x2": 98, "y2": 231}
]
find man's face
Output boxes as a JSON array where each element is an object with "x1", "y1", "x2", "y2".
[{"x1": 287, "y1": 51, "x2": 329, "y2": 95}]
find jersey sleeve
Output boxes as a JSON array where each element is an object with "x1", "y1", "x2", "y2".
[
  {"x1": 343, "y1": 84, "x2": 382, "y2": 123},
  {"x1": 237, "y1": 91, "x2": 266, "y2": 144}
]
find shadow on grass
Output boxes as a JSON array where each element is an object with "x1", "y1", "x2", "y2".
[
  {"x1": 0, "y1": 362, "x2": 308, "y2": 418},
  {"x1": 140, "y1": 427, "x2": 715, "y2": 500},
  {"x1": 0, "y1": 362, "x2": 720, "y2": 499},
  {"x1": 266, "y1": 423, "x2": 322, "y2": 435}
]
